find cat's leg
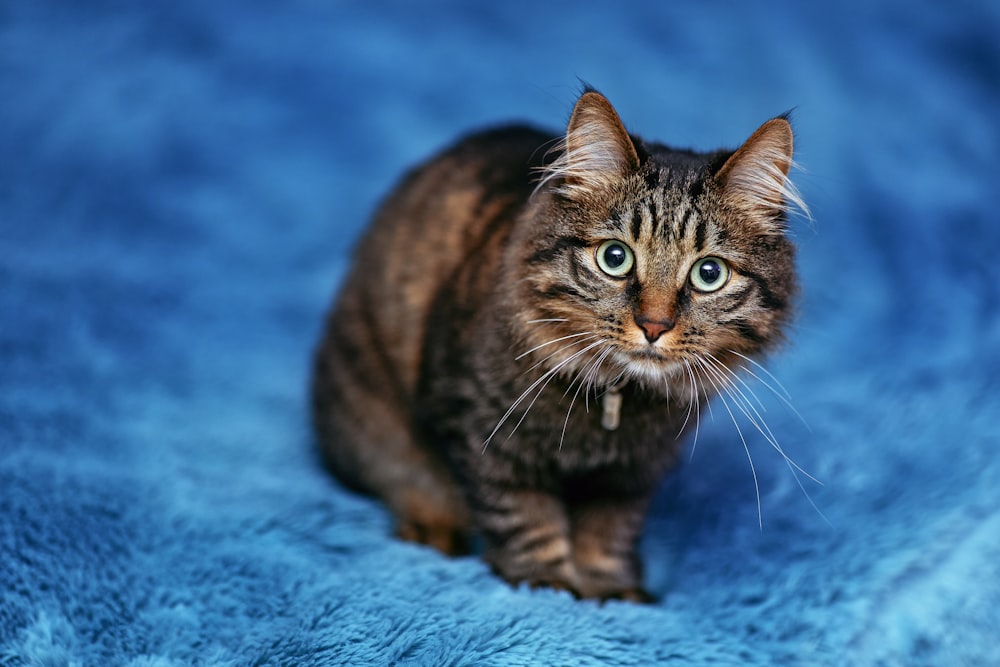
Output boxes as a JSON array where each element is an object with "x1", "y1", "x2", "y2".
[
  {"x1": 313, "y1": 336, "x2": 470, "y2": 556},
  {"x1": 378, "y1": 424, "x2": 470, "y2": 557},
  {"x1": 568, "y1": 495, "x2": 652, "y2": 602},
  {"x1": 471, "y1": 485, "x2": 581, "y2": 594}
]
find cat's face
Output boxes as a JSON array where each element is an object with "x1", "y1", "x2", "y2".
[{"x1": 512, "y1": 93, "x2": 801, "y2": 399}]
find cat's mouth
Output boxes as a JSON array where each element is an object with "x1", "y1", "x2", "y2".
[
  {"x1": 612, "y1": 346, "x2": 680, "y2": 377},
  {"x1": 624, "y1": 346, "x2": 671, "y2": 363},
  {"x1": 610, "y1": 347, "x2": 690, "y2": 392}
]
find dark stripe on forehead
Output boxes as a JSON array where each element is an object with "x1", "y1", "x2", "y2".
[
  {"x1": 643, "y1": 166, "x2": 661, "y2": 192},
  {"x1": 630, "y1": 205, "x2": 643, "y2": 241},
  {"x1": 688, "y1": 175, "x2": 706, "y2": 200},
  {"x1": 651, "y1": 194, "x2": 667, "y2": 241},
  {"x1": 675, "y1": 203, "x2": 694, "y2": 245},
  {"x1": 694, "y1": 214, "x2": 708, "y2": 252},
  {"x1": 645, "y1": 198, "x2": 659, "y2": 239}
]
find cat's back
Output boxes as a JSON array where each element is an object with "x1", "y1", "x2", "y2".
[
  {"x1": 336, "y1": 125, "x2": 553, "y2": 396},
  {"x1": 362, "y1": 124, "x2": 552, "y2": 256}
]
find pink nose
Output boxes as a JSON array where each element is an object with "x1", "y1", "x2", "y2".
[{"x1": 637, "y1": 318, "x2": 675, "y2": 343}]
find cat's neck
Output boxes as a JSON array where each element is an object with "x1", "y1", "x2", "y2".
[{"x1": 600, "y1": 378, "x2": 629, "y2": 430}]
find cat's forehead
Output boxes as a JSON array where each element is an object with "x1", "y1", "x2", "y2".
[
  {"x1": 601, "y1": 185, "x2": 713, "y2": 247},
  {"x1": 641, "y1": 142, "x2": 718, "y2": 183}
]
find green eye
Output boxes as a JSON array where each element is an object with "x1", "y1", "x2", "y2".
[
  {"x1": 596, "y1": 240, "x2": 635, "y2": 277},
  {"x1": 690, "y1": 257, "x2": 730, "y2": 292}
]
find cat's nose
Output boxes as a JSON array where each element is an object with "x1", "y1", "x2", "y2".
[{"x1": 636, "y1": 317, "x2": 675, "y2": 344}]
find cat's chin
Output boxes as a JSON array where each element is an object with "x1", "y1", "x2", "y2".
[
  {"x1": 626, "y1": 347, "x2": 669, "y2": 362},
  {"x1": 611, "y1": 349, "x2": 689, "y2": 391}
]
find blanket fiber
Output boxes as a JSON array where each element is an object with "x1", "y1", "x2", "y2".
[{"x1": 2, "y1": 1, "x2": 998, "y2": 665}]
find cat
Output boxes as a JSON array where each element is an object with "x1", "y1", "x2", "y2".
[{"x1": 312, "y1": 89, "x2": 803, "y2": 602}]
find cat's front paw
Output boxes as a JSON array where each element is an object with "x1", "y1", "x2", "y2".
[
  {"x1": 599, "y1": 587, "x2": 655, "y2": 604},
  {"x1": 396, "y1": 519, "x2": 470, "y2": 556},
  {"x1": 527, "y1": 577, "x2": 581, "y2": 598},
  {"x1": 523, "y1": 579, "x2": 654, "y2": 604}
]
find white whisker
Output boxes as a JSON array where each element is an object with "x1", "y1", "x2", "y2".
[
  {"x1": 559, "y1": 361, "x2": 593, "y2": 451},
  {"x1": 678, "y1": 360, "x2": 701, "y2": 448},
  {"x1": 559, "y1": 343, "x2": 613, "y2": 450},
  {"x1": 727, "y1": 350, "x2": 810, "y2": 431},
  {"x1": 704, "y1": 354, "x2": 819, "y2": 484},
  {"x1": 522, "y1": 334, "x2": 600, "y2": 375},
  {"x1": 698, "y1": 354, "x2": 830, "y2": 527},
  {"x1": 583, "y1": 346, "x2": 615, "y2": 414},
  {"x1": 516, "y1": 331, "x2": 597, "y2": 360},
  {"x1": 510, "y1": 339, "x2": 608, "y2": 439},
  {"x1": 693, "y1": 356, "x2": 762, "y2": 528},
  {"x1": 484, "y1": 338, "x2": 606, "y2": 451},
  {"x1": 727, "y1": 350, "x2": 791, "y2": 400}
]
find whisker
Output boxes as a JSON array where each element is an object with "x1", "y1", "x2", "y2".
[
  {"x1": 726, "y1": 349, "x2": 810, "y2": 431},
  {"x1": 705, "y1": 355, "x2": 778, "y2": 436},
  {"x1": 557, "y1": 340, "x2": 610, "y2": 405},
  {"x1": 712, "y1": 373, "x2": 829, "y2": 525},
  {"x1": 586, "y1": 350, "x2": 622, "y2": 414},
  {"x1": 703, "y1": 354, "x2": 819, "y2": 484},
  {"x1": 586, "y1": 346, "x2": 615, "y2": 392},
  {"x1": 688, "y1": 360, "x2": 715, "y2": 460},
  {"x1": 522, "y1": 334, "x2": 601, "y2": 375},
  {"x1": 662, "y1": 371, "x2": 673, "y2": 419},
  {"x1": 516, "y1": 331, "x2": 598, "y2": 360},
  {"x1": 677, "y1": 360, "x2": 701, "y2": 448},
  {"x1": 698, "y1": 354, "x2": 830, "y2": 527},
  {"x1": 693, "y1": 356, "x2": 762, "y2": 528},
  {"x1": 511, "y1": 339, "x2": 609, "y2": 438},
  {"x1": 726, "y1": 350, "x2": 791, "y2": 399},
  {"x1": 485, "y1": 339, "x2": 606, "y2": 450},
  {"x1": 559, "y1": 343, "x2": 613, "y2": 449},
  {"x1": 559, "y1": 363, "x2": 592, "y2": 451},
  {"x1": 700, "y1": 357, "x2": 781, "y2": 453}
]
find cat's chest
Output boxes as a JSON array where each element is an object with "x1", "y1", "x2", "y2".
[{"x1": 503, "y1": 382, "x2": 688, "y2": 471}]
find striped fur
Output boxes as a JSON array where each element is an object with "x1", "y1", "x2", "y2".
[{"x1": 312, "y1": 91, "x2": 802, "y2": 601}]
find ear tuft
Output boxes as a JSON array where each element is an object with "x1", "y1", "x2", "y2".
[
  {"x1": 715, "y1": 118, "x2": 809, "y2": 227},
  {"x1": 538, "y1": 91, "x2": 639, "y2": 199}
]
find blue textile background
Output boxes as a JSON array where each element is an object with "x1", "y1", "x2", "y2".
[{"x1": 2, "y1": 1, "x2": 998, "y2": 664}]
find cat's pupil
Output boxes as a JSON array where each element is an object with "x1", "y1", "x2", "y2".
[
  {"x1": 604, "y1": 244, "x2": 627, "y2": 269},
  {"x1": 699, "y1": 260, "x2": 722, "y2": 284}
]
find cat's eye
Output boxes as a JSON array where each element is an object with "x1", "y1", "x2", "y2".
[
  {"x1": 595, "y1": 240, "x2": 635, "y2": 277},
  {"x1": 690, "y1": 257, "x2": 730, "y2": 292}
]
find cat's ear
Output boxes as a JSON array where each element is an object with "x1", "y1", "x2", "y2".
[
  {"x1": 714, "y1": 117, "x2": 806, "y2": 227},
  {"x1": 543, "y1": 91, "x2": 640, "y2": 198}
]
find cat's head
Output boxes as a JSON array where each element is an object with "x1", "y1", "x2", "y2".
[{"x1": 512, "y1": 91, "x2": 804, "y2": 397}]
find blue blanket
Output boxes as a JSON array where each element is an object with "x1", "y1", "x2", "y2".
[{"x1": 2, "y1": 2, "x2": 998, "y2": 664}]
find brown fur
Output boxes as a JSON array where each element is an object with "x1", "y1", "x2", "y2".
[{"x1": 312, "y1": 91, "x2": 800, "y2": 601}]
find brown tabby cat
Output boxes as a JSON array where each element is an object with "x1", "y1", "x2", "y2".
[{"x1": 312, "y1": 90, "x2": 803, "y2": 602}]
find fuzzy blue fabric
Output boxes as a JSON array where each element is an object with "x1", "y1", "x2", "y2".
[{"x1": 2, "y1": 2, "x2": 998, "y2": 665}]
